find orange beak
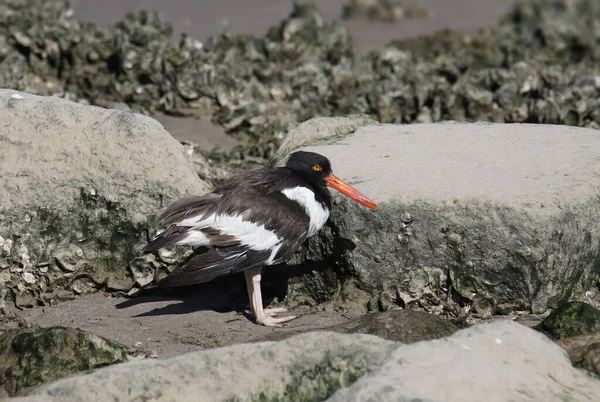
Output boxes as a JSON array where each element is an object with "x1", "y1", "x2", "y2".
[{"x1": 324, "y1": 174, "x2": 377, "y2": 211}]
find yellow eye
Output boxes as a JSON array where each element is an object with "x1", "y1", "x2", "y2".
[{"x1": 312, "y1": 164, "x2": 322, "y2": 172}]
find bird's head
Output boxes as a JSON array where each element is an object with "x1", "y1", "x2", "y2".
[{"x1": 286, "y1": 151, "x2": 377, "y2": 210}]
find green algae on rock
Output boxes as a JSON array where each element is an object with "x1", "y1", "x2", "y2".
[
  {"x1": 14, "y1": 332, "x2": 398, "y2": 402},
  {"x1": 535, "y1": 301, "x2": 600, "y2": 340},
  {"x1": 0, "y1": 326, "x2": 129, "y2": 397}
]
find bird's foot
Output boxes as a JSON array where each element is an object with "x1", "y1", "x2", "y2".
[
  {"x1": 264, "y1": 307, "x2": 288, "y2": 316},
  {"x1": 256, "y1": 307, "x2": 297, "y2": 327}
]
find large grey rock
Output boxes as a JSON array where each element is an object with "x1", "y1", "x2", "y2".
[
  {"x1": 11, "y1": 332, "x2": 397, "y2": 402},
  {"x1": 0, "y1": 89, "x2": 208, "y2": 305},
  {"x1": 276, "y1": 119, "x2": 600, "y2": 314},
  {"x1": 11, "y1": 321, "x2": 600, "y2": 401},
  {"x1": 328, "y1": 321, "x2": 600, "y2": 401}
]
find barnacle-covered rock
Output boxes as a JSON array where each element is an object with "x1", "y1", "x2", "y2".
[
  {"x1": 271, "y1": 118, "x2": 600, "y2": 316},
  {"x1": 0, "y1": 90, "x2": 207, "y2": 306}
]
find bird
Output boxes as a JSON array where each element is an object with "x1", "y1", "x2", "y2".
[{"x1": 143, "y1": 151, "x2": 377, "y2": 327}]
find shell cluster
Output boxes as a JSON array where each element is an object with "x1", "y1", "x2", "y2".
[{"x1": 1, "y1": 0, "x2": 598, "y2": 182}]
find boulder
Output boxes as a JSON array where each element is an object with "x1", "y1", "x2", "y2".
[
  {"x1": 11, "y1": 331, "x2": 397, "y2": 402},
  {"x1": 0, "y1": 90, "x2": 208, "y2": 306},
  {"x1": 327, "y1": 321, "x2": 600, "y2": 401},
  {"x1": 11, "y1": 321, "x2": 600, "y2": 401},
  {"x1": 274, "y1": 118, "x2": 600, "y2": 315}
]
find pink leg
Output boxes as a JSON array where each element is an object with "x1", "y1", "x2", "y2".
[{"x1": 244, "y1": 267, "x2": 297, "y2": 327}]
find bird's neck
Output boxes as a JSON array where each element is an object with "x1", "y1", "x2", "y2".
[{"x1": 304, "y1": 180, "x2": 332, "y2": 211}]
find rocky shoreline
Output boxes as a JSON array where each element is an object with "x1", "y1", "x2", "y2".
[
  {"x1": 2, "y1": 0, "x2": 599, "y2": 183},
  {"x1": 1, "y1": 0, "x2": 600, "y2": 400}
]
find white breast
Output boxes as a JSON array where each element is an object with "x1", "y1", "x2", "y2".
[{"x1": 281, "y1": 186, "x2": 330, "y2": 237}]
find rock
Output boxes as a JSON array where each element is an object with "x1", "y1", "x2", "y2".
[
  {"x1": 11, "y1": 331, "x2": 397, "y2": 402},
  {"x1": 327, "y1": 309, "x2": 459, "y2": 343},
  {"x1": 11, "y1": 321, "x2": 600, "y2": 401},
  {"x1": 0, "y1": 90, "x2": 208, "y2": 306},
  {"x1": 342, "y1": 0, "x2": 403, "y2": 23},
  {"x1": 557, "y1": 333, "x2": 600, "y2": 377},
  {"x1": 534, "y1": 301, "x2": 600, "y2": 340},
  {"x1": 271, "y1": 115, "x2": 377, "y2": 165},
  {"x1": 328, "y1": 321, "x2": 600, "y2": 401},
  {"x1": 0, "y1": 326, "x2": 129, "y2": 397},
  {"x1": 273, "y1": 119, "x2": 600, "y2": 315}
]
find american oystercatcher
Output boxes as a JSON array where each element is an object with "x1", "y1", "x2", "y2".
[{"x1": 144, "y1": 151, "x2": 377, "y2": 327}]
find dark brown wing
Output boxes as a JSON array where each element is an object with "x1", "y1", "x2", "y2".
[{"x1": 156, "y1": 245, "x2": 271, "y2": 287}]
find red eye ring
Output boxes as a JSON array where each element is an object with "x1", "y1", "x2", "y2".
[{"x1": 312, "y1": 164, "x2": 322, "y2": 172}]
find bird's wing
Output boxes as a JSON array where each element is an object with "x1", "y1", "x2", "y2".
[{"x1": 156, "y1": 245, "x2": 271, "y2": 287}]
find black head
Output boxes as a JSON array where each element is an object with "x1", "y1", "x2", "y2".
[
  {"x1": 284, "y1": 150, "x2": 378, "y2": 211},
  {"x1": 285, "y1": 151, "x2": 332, "y2": 187}
]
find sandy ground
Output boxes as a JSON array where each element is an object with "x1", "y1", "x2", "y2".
[
  {"x1": 1, "y1": 1, "x2": 518, "y2": 361},
  {"x1": 8, "y1": 290, "x2": 357, "y2": 359},
  {"x1": 70, "y1": 0, "x2": 516, "y2": 149}
]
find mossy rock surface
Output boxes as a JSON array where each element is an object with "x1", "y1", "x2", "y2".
[
  {"x1": 535, "y1": 301, "x2": 600, "y2": 340},
  {"x1": 0, "y1": 326, "x2": 129, "y2": 397},
  {"x1": 13, "y1": 331, "x2": 397, "y2": 402}
]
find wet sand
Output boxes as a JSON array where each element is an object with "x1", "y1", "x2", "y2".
[
  {"x1": 10, "y1": 292, "x2": 354, "y2": 359},
  {"x1": 72, "y1": 0, "x2": 515, "y2": 54}
]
